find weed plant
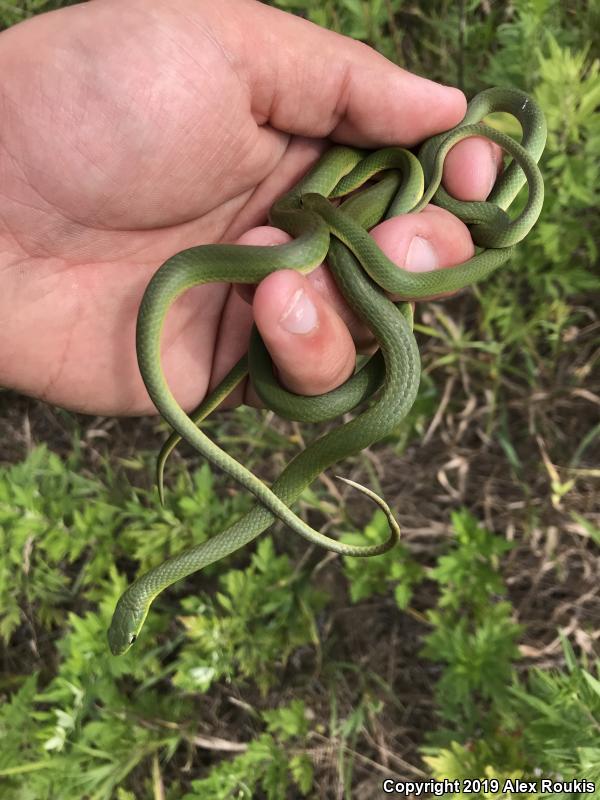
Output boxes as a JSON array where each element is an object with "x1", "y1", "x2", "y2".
[{"x1": 1, "y1": 0, "x2": 599, "y2": 797}]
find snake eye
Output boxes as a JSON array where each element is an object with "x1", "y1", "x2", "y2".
[{"x1": 129, "y1": 634, "x2": 137, "y2": 644}]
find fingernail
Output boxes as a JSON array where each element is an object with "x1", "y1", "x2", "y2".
[
  {"x1": 405, "y1": 236, "x2": 439, "y2": 272},
  {"x1": 279, "y1": 288, "x2": 318, "y2": 334}
]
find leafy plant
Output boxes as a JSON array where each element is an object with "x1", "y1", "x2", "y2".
[
  {"x1": 1, "y1": 0, "x2": 599, "y2": 797},
  {"x1": 172, "y1": 537, "x2": 329, "y2": 694},
  {"x1": 421, "y1": 511, "x2": 521, "y2": 740},
  {"x1": 424, "y1": 637, "x2": 600, "y2": 797},
  {"x1": 0, "y1": 445, "x2": 122, "y2": 639},
  {"x1": 182, "y1": 701, "x2": 314, "y2": 799},
  {"x1": 0, "y1": 0, "x2": 78, "y2": 28},
  {"x1": 507, "y1": 636, "x2": 600, "y2": 784},
  {"x1": 342, "y1": 509, "x2": 424, "y2": 608}
]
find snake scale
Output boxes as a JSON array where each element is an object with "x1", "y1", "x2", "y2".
[{"x1": 108, "y1": 87, "x2": 546, "y2": 655}]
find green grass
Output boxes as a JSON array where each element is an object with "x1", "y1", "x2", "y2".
[{"x1": 1, "y1": 0, "x2": 599, "y2": 797}]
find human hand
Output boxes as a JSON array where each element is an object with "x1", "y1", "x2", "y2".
[{"x1": 0, "y1": 0, "x2": 502, "y2": 415}]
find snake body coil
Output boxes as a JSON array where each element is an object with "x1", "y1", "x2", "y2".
[{"x1": 108, "y1": 87, "x2": 546, "y2": 655}]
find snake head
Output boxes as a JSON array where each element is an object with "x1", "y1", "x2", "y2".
[{"x1": 107, "y1": 596, "x2": 148, "y2": 656}]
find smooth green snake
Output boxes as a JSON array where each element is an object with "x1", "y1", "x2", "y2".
[{"x1": 108, "y1": 87, "x2": 546, "y2": 655}]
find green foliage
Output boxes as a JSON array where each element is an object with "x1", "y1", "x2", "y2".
[
  {"x1": 172, "y1": 537, "x2": 329, "y2": 694},
  {"x1": 1, "y1": 444, "x2": 596, "y2": 796},
  {"x1": 182, "y1": 701, "x2": 314, "y2": 799},
  {"x1": 121, "y1": 463, "x2": 252, "y2": 574},
  {"x1": 0, "y1": 447, "x2": 321, "y2": 797},
  {"x1": 328, "y1": 682, "x2": 386, "y2": 794},
  {"x1": 0, "y1": 445, "x2": 122, "y2": 639},
  {"x1": 481, "y1": 0, "x2": 572, "y2": 90},
  {"x1": 342, "y1": 509, "x2": 424, "y2": 608},
  {"x1": 0, "y1": 446, "x2": 249, "y2": 642},
  {"x1": 268, "y1": 0, "x2": 400, "y2": 58},
  {"x1": 1, "y1": 0, "x2": 599, "y2": 797},
  {"x1": 0, "y1": 571, "x2": 179, "y2": 799},
  {"x1": 424, "y1": 602, "x2": 521, "y2": 731},
  {"x1": 475, "y1": 19, "x2": 600, "y2": 397},
  {"x1": 421, "y1": 521, "x2": 600, "y2": 796},
  {"x1": 0, "y1": 0, "x2": 78, "y2": 28},
  {"x1": 534, "y1": 35, "x2": 600, "y2": 275},
  {"x1": 429, "y1": 510, "x2": 513, "y2": 613},
  {"x1": 1, "y1": 667, "x2": 313, "y2": 800},
  {"x1": 424, "y1": 637, "x2": 600, "y2": 797},
  {"x1": 507, "y1": 636, "x2": 600, "y2": 783},
  {"x1": 422, "y1": 511, "x2": 521, "y2": 739}
]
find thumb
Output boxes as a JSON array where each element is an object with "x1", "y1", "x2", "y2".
[{"x1": 219, "y1": 0, "x2": 466, "y2": 146}]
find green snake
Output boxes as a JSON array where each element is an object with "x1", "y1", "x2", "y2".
[{"x1": 108, "y1": 87, "x2": 546, "y2": 655}]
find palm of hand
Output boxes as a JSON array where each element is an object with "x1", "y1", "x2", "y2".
[
  {"x1": 0, "y1": 3, "x2": 311, "y2": 414},
  {"x1": 0, "y1": 1, "x2": 489, "y2": 417}
]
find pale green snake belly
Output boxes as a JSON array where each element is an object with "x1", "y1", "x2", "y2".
[{"x1": 108, "y1": 87, "x2": 546, "y2": 655}]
